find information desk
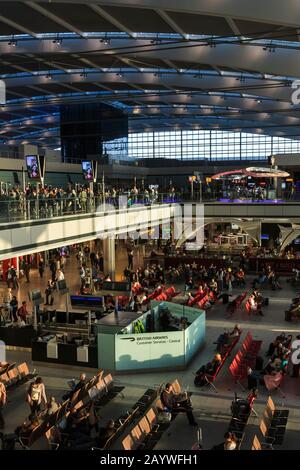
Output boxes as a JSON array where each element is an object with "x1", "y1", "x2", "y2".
[
  {"x1": 96, "y1": 301, "x2": 206, "y2": 373},
  {"x1": 31, "y1": 339, "x2": 98, "y2": 368},
  {"x1": 31, "y1": 324, "x2": 98, "y2": 368}
]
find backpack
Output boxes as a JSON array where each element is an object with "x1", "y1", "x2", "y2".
[{"x1": 231, "y1": 398, "x2": 250, "y2": 419}]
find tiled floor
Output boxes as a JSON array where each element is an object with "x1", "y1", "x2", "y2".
[{"x1": 1, "y1": 251, "x2": 300, "y2": 449}]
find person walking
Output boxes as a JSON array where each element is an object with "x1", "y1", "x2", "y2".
[
  {"x1": 17, "y1": 301, "x2": 30, "y2": 324},
  {"x1": 127, "y1": 249, "x2": 134, "y2": 270},
  {"x1": 26, "y1": 377, "x2": 47, "y2": 419},
  {"x1": 38, "y1": 258, "x2": 45, "y2": 279},
  {"x1": 45, "y1": 280, "x2": 55, "y2": 306},
  {"x1": 10, "y1": 296, "x2": 18, "y2": 322},
  {"x1": 11, "y1": 267, "x2": 19, "y2": 290},
  {"x1": 24, "y1": 261, "x2": 31, "y2": 283}
]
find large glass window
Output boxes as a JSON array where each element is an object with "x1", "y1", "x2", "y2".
[{"x1": 127, "y1": 130, "x2": 300, "y2": 160}]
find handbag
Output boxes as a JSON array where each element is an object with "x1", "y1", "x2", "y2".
[{"x1": 157, "y1": 411, "x2": 172, "y2": 423}]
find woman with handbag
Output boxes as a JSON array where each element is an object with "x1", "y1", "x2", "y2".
[{"x1": 26, "y1": 377, "x2": 47, "y2": 419}]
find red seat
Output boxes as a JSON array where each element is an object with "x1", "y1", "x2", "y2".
[
  {"x1": 164, "y1": 286, "x2": 176, "y2": 297},
  {"x1": 189, "y1": 292, "x2": 206, "y2": 307},
  {"x1": 155, "y1": 292, "x2": 168, "y2": 301}
]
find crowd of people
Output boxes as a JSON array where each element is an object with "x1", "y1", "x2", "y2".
[
  {"x1": 246, "y1": 333, "x2": 297, "y2": 391},
  {"x1": 0, "y1": 183, "x2": 182, "y2": 221}
]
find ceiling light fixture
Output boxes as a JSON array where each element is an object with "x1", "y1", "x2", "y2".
[
  {"x1": 8, "y1": 36, "x2": 17, "y2": 47},
  {"x1": 52, "y1": 36, "x2": 62, "y2": 45},
  {"x1": 100, "y1": 35, "x2": 110, "y2": 45}
]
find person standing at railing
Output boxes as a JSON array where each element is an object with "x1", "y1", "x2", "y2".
[{"x1": 79, "y1": 188, "x2": 87, "y2": 213}]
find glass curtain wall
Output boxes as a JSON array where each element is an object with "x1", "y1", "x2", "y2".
[{"x1": 128, "y1": 130, "x2": 300, "y2": 160}]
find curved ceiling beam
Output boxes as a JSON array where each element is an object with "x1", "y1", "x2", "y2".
[
  {"x1": 1, "y1": 37, "x2": 300, "y2": 78},
  {"x1": 2, "y1": 86, "x2": 300, "y2": 131},
  {"x1": 2, "y1": 71, "x2": 295, "y2": 103},
  {"x1": 14, "y1": 0, "x2": 300, "y2": 30}
]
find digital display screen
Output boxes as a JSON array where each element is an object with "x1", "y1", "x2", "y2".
[
  {"x1": 82, "y1": 161, "x2": 93, "y2": 181},
  {"x1": 261, "y1": 234, "x2": 269, "y2": 240},
  {"x1": 102, "y1": 281, "x2": 131, "y2": 292},
  {"x1": 70, "y1": 295, "x2": 103, "y2": 309},
  {"x1": 26, "y1": 155, "x2": 40, "y2": 180}
]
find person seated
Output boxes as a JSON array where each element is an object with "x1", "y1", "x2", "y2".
[
  {"x1": 15, "y1": 416, "x2": 41, "y2": 442},
  {"x1": 96, "y1": 420, "x2": 116, "y2": 449},
  {"x1": 235, "y1": 269, "x2": 245, "y2": 287},
  {"x1": 288, "y1": 303, "x2": 300, "y2": 318},
  {"x1": 229, "y1": 324, "x2": 242, "y2": 339},
  {"x1": 282, "y1": 334, "x2": 293, "y2": 349},
  {"x1": 160, "y1": 383, "x2": 197, "y2": 426},
  {"x1": 65, "y1": 407, "x2": 92, "y2": 443},
  {"x1": 268, "y1": 270, "x2": 282, "y2": 290},
  {"x1": 209, "y1": 278, "x2": 218, "y2": 293},
  {"x1": 214, "y1": 331, "x2": 230, "y2": 353},
  {"x1": 63, "y1": 373, "x2": 87, "y2": 401},
  {"x1": 252, "y1": 271, "x2": 267, "y2": 289},
  {"x1": 194, "y1": 354, "x2": 222, "y2": 386},
  {"x1": 266, "y1": 338, "x2": 281, "y2": 357},
  {"x1": 248, "y1": 294, "x2": 264, "y2": 316},
  {"x1": 41, "y1": 396, "x2": 59, "y2": 419},
  {"x1": 263, "y1": 370, "x2": 284, "y2": 391},
  {"x1": 271, "y1": 342, "x2": 290, "y2": 361},
  {"x1": 212, "y1": 432, "x2": 237, "y2": 450},
  {"x1": 252, "y1": 289, "x2": 264, "y2": 307},
  {"x1": 264, "y1": 357, "x2": 286, "y2": 375}
]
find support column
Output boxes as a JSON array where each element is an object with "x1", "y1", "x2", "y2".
[{"x1": 103, "y1": 237, "x2": 116, "y2": 280}]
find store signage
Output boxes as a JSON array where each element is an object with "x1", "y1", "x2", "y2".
[{"x1": 115, "y1": 330, "x2": 185, "y2": 370}]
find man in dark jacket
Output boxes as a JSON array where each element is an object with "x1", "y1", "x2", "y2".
[{"x1": 160, "y1": 383, "x2": 197, "y2": 426}]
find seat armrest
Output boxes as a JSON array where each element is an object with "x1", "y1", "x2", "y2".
[{"x1": 50, "y1": 442, "x2": 60, "y2": 450}]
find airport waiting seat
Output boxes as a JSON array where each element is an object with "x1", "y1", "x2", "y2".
[
  {"x1": 259, "y1": 415, "x2": 286, "y2": 447},
  {"x1": 265, "y1": 396, "x2": 289, "y2": 426},
  {"x1": 251, "y1": 435, "x2": 262, "y2": 450}
]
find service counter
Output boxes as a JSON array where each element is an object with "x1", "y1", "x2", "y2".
[
  {"x1": 31, "y1": 337, "x2": 98, "y2": 368},
  {"x1": 96, "y1": 302, "x2": 206, "y2": 373},
  {"x1": 31, "y1": 322, "x2": 98, "y2": 368}
]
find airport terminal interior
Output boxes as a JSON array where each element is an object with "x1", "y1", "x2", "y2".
[{"x1": 0, "y1": 0, "x2": 300, "y2": 453}]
